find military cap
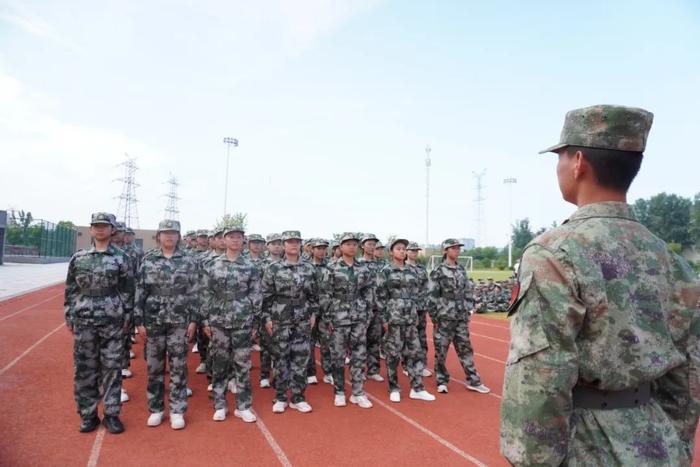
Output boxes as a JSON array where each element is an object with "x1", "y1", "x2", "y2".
[
  {"x1": 223, "y1": 225, "x2": 245, "y2": 236},
  {"x1": 375, "y1": 241, "x2": 385, "y2": 249},
  {"x1": 389, "y1": 238, "x2": 409, "y2": 250},
  {"x1": 441, "y1": 238, "x2": 464, "y2": 250},
  {"x1": 329, "y1": 240, "x2": 339, "y2": 249},
  {"x1": 114, "y1": 221, "x2": 126, "y2": 232},
  {"x1": 311, "y1": 238, "x2": 329, "y2": 248},
  {"x1": 90, "y1": 212, "x2": 114, "y2": 226},
  {"x1": 281, "y1": 230, "x2": 302, "y2": 241},
  {"x1": 185, "y1": 230, "x2": 196, "y2": 237},
  {"x1": 266, "y1": 233, "x2": 282, "y2": 244},
  {"x1": 125, "y1": 227, "x2": 135, "y2": 235},
  {"x1": 196, "y1": 229, "x2": 209, "y2": 237},
  {"x1": 248, "y1": 233, "x2": 266, "y2": 243},
  {"x1": 539, "y1": 105, "x2": 654, "y2": 154},
  {"x1": 213, "y1": 227, "x2": 225, "y2": 237},
  {"x1": 406, "y1": 241, "x2": 422, "y2": 251},
  {"x1": 339, "y1": 232, "x2": 360, "y2": 244},
  {"x1": 361, "y1": 233, "x2": 379, "y2": 244},
  {"x1": 157, "y1": 219, "x2": 181, "y2": 233}
]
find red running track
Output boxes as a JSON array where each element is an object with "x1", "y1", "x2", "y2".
[{"x1": 0, "y1": 285, "x2": 698, "y2": 466}]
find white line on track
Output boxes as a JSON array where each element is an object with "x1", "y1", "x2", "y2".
[
  {"x1": 470, "y1": 319, "x2": 510, "y2": 331},
  {"x1": 0, "y1": 281, "x2": 64, "y2": 303},
  {"x1": 0, "y1": 292, "x2": 63, "y2": 322},
  {"x1": 253, "y1": 411, "x2": 293, "y2": 467},
  {"x1": 475, "y1": 352, "x2": 506, "y2": 364},
  {"x1": 86, "y1": 427, "x2": 106, "y2": 467},
  {"x1": 471, "y1": 332, "x2": 509, "y2": 344},
  {"x1": 0, "y1": 322, "x2": 64, "y2": 377}
]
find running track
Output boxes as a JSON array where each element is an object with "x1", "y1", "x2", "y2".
[{"x1": 0, "y1": 285, "x2": 698, "y2": 466}]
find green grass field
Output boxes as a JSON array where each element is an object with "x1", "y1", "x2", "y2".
[{"x1": 468, "y1": 270, "x2": 514, "y2": 281}]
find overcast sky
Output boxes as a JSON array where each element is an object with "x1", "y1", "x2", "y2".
[{"x1": 1, "y1": 0, "x2": 699, "y2": 247}]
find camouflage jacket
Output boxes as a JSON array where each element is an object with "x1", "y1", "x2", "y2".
[
  {"x1": 375, "y1": 262, "x2": 420, "y2": 325},
  {"x1": 358, "y1": 256, "x2": 383, "y2": 309},
  {"x1": 134, "y1": 248, "x2": 199, "y2": 327},
  {"x1": 426, "y1": 262, "x2": 473, "y2": 322},
  {"x1": 408, "y1": 262, "x2": 429, "y2": 311},
  {"x1": 261, "y1": 258, "x2": 320, "y2": 325},
  {"x1": 319, "y1": 258, "x2": 373, "y2": 326},
  {"x1": 64, "y1": 243, "x2": 134, "y2": 326},
  {"x1": 200, "y1": 253, "x2": 262, "y2": 329},
  {"x1": 501, "y1": 202, "x2": 700, "y2": 466}
]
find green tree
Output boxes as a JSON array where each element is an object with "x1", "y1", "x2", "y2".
[
  {"x1": 645, "y1": 193, "x2": 692, "y2": 246},
  {"x1": 511, "y1": 219, "x2": 535, "y2": 250},
  {"x1": 57, "y1": 220, "x2": 76, "y2": 230},
  {"x1": 689, "y1": 193, "x2": 700, "y2": 247},
  {"x1": 215, "y1": 212, "x2": 248, "y2": 231}
]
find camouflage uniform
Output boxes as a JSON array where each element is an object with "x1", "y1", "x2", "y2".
[
  {"x1": 407, "y1": 243, "x2": 430, "y2": 369},
  {"x1": 200, "y1": 240, "x2": 262, "y2": 412},
  {"x1": 65, "y1": 213, "x2": 134, "y2": 422},
  {"x1": 134, "y1": 220, "x2": 199, "y2": 416},
  {"x1": 427, "y1": 244, "x2": 483, "y2": 388},
  {"x1": 307, "y1": 239, "x2": 333, "y2": 379},
  {"x1": 359, "y1": 233, "x2": 384, "y2": 377},
  {"x1": 375, "y1": 257, "x2": 427, "y2": 393},
  {"x1": 259, "y1": 235, "x2": 282, "y2": 385},
  {"x1": 193, "y1": 230, "x2": 214, "y2": 372},
  {"x1": 319, "y1": 233, "x2": 374, "y2": 397},
  {"x1": 502, "y1": 105, "x2": 700, "y2": 466},
  {"x1": 261, "y1": 231, "x2": 319, "y2": 404}
]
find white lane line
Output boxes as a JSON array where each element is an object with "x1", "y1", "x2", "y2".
[
  {"x1": 471, "y1": 332, "x2": 509, "y2": 344},
  {"x1": 253, "y1": 411, "x2": 293, "y2": 467},
  {"x1": 0, "y1": 322, "x2": 64, "y2": 377},
  {"x1": 86, "y1": 427, "x2": 106, "y2": 467},
  {"x1": 475, "y1": 352, "x2": 506, "y2": 364},
  {"x1": 0, "y1": 292, "x2": 63, "y2": 322},
  {"x1": 471, "y1": 320, "x2": 510, "y2": 331},
  {"x1": 0, "y1": 281, "x2": 64, "y2": 303},
  {"x1": 448, "y1": 377, "x2": 503, "y2": 400}
]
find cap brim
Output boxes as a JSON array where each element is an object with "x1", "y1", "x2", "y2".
[
  {"x1": 91, "y1": 221, "x2": 112, "y2": 226},
  {"x1": 538, "y1": 143, "x2": 568, "y2": 154}
]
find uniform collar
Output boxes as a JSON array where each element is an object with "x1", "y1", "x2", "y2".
[
  {"x1": 564, "y1": 201, "x2": 637, "y2": 224},
  {"x1": 88, "y1": 243, "x2": 116, "y2": 255}
]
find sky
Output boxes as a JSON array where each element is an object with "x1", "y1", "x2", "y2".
[{"x1": 1, "y1": 0, "x2": 699, "y2": 247}]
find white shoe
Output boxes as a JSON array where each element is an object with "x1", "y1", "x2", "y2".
[
  {"x1": 121, "y1": 369, "x2": 133, "y2": 378},
  {"x1": 437, "y1": 384, "x2": 448, "y2": 393},
  {"x1": 195, "y1": 363, "x2": 206, "y2": 374},
  {"x1": 120, "y1": 388, "x2": 130, "y2": 402},
  {"x1": 186, "y1": 388, "x2": 193, "y2": 397},
  {"x1": 350, "y1": 395, "x2": 373, "y2": 409},
  {"x1": 323, "y1": 375, "x2": 334, "y2": 385},
  {"x1": 228, "y1": 380, "x2": 238, "y2": 394},
  {"x1": 260, "y1": 378, "x2": 271, "y2": 388},
  {"x1": 402, "y1": 369, "x2": 408, "y2": 376},
  {"x1": 272, "y1": 401, "x2": 288, "y2": 413},
  {"x1": 252, "y1": 344, "x2": 261, "y2": 352},
  {"x1": 207, "y1": 383, "x2": 213, "y2": 392},
  {"x1": 289, "y1": 401, "x2": 312, "y2": 413},
  {"x1": 129, "y1": 350, "x2": 136, "y2": 359},
  {"x1": 147, "y1": 411, "x2": 163, "y2": 427},
  {"x1": 234, "y1": 409, "x2": 257, "y2": 423},
  {"x1": 213, "y1": 408, "x2": 227, "y2": 421},
  {"x1": 334, "y1": 394, "x2": 347, "y2": 407},
  {"x1": 466, "y1": 383, "x2": 491, "y2": 394},
  {"x1": 409, "y1": 389, "x2": 436, "y2": 401},
  {"x1": 345, "y1": 357, "x2": 350, "y2": 365},
  {"x1": 192, "y1": 343, "x2": 199, "y2": 353},
  {"x1": 389, "y1": 391, "x2": 401, "y2": 403},
  {"x1": 307, "y1": 376, "x2": 318, "y2": 385},
  {"x1": 422, "y1": 368, "x2": 433, "y2": 377},
  {"x1": 170, "y1": 413, "x2": 185, "y2": 430},
  {"x1": 367, "y1": 373, "x2": 384, "y2": 382}
]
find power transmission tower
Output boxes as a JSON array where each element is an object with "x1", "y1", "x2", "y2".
[
  {"x1": 115, "y1": 155, "x2": 140, "y2": 228},
  {"x1": 164, "y1": 175, "x2": 180, "y2": 220},
  {"x1": 424, "y1": 145, "x2": 432, "y2": 248},
  {"x1": 473, "y1": 170, "x2": 486, "y2": 247}
]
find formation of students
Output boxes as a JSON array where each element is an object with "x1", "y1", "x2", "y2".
[{"x1": 64, "y1": 213, "x2": 490, "y2": 434}]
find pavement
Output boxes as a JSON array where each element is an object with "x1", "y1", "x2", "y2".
[{"x1": 0, "y1": 262, "x2": 68, "y2": 300}]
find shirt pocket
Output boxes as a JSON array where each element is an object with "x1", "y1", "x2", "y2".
[{"x1": 505, "y1": 273, "x2": 550, "y2": 365}]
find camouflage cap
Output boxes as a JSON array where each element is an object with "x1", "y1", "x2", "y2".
[
  {"x1": 361, "y1": 233, "x2": 379, "y2": 244},
  {"x1": 90, "y1": 212, "x2": 114, "y2": 226},
  {"x1": 311, "y1": 238, "x2": 329, "y2": 248},
  {"x1": 185, "y1": 230, "x2": 196, "y2": 237},
  {"x1": 125, "y1": 227, "x2": 135, "y2": 235},
  {"x1": 266, "y1": 233, "x2": 282, "y2": 244},
  {"x1": 406, "y1": 241, "x2": 422, "y2": 251},
  {"x1": 196, "y1": 229, "x2": 209, "y2": 237},
  {"x1": 248, "y1": 233, "x2": 265, "y2": 243},
  {"x1": 329, "y1": 240, "x2": 339, "y2": 249},
  {"x1": 157, "y1": 219, "x2": 181, "y2": 233},
  {"x1": 213, "y1": 227, "x2": 225, "y2": 237},
  {"x1": 223, "y1": 225, "x2": 245, "y2": 236},
  {"x1": 114, "y1": 221, "x2": 126, "y2": 232},
  {"x1": 539, "y1": 105, "x2": 654, "y2": 154},
  {"x1": 441, "y1": 238, "x2": 464, "y2": 250},
  {"x1": 389, "y1": 238, "x2": 409, "y2": 250},
  {"x1": 375, "y1": 241, "x2": 385, "y2": 249},
  {"x1": 339, "y1": 232, "x2": 360, "y2": 244},
  {"x1": 281, "y1": 230, "x2": 302, "y2": 241}
]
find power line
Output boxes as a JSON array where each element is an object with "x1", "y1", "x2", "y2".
[
  {"x1": 115, "y1": 155, "x2": 140, "y2": 228},
  {"x1": 164, "y1": 174, "x2": 180, "y2": 220}
]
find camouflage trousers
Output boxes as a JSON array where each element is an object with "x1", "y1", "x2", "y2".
[
  {"x1": 259, "y1": 320, "x2": 273, "y2": 381},
  {"x1": 72, "y1": 322, "x2": 124, "y2": 419},
  {"x1": 384, "y1": 324, "x2": 425, "y2": 393},
  {"x1": 366, "y1": 310, "x2": 383, "y2": 375},
  {"x1": 210, "y1": 326, "x2": 252, "y2": 411},
  {"x1": 307, "y1": 317, "x2": 332, "y2": 377},
  {"x1": 145, "y1": 324, "x2": 189, "y2": 414},
  {"x1": 122, "y1": 321, "x2": 134, "y2": 370},
  {"x1": 271, "y1": 322, "x2": 311, "y2": 404},
  {"x1": 433, "y1": 319, "x2": 481, "y2": 386},
  {"x1": 330, "y1": 321, "x2": 367, "y2": 397},
  {"x1": 196, "y1": 324, "x2": 209, "y2": 364},
  {"x1": 416, "y1": 310, "x2": 428, "y2": 367}
]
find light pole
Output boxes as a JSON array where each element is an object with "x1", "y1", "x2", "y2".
[
  {"x1": 223, "y1": 137, "x2": 239, "y2": 216},
  {"x1": 503, "y1": 177, "x2": 517, "y2": 267},
  {"x1": 425, "y1": 145, "x2": 431, "y2": 249}
]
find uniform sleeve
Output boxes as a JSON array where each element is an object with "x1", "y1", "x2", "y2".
[
  {"x1": 199, "y1": 264, "x2": 213, "y2": 327},
  {"x1": 249, "y1": 264, "x2": 263, "y2": 323},
  {"x1": 133, "y1": 260, "x2": 147, "y2": 327},
  {"x1": 118, "y1": 254, "x2": 135, "y2": 323},
  {"x1": 500, "y1": 244, "x2": 584, "y2": 466},
  {"x1": 360, "y1": 267, "x2": 374, "y2": 315},
  {"x1": 186, "y1": 258, "x2": 200, "y2": 324},
  {"x1": 64, "y1": 255, "x2": 79, "y2": 327},
  {"x1": 260, "y1": 265, "x2": 275, "y2": 324},
  {"x1": 418, "y1": 269, "x2": 429, "y2": 311},
  {"x1": 306, "y1": 266, "x2": 320, "y2": 320},
  {"x1": 375, "y1": 269, "x2": 389, "y2": 323},
  {"x1": 318, "y1": 267, "x2": 331, "y2": 322},
  {"x1": 462, "y1": 270, "x2": 475, "y2": 312},
  {"x1": 426, "y1": 268, "x2": 441, "y2": 322}
]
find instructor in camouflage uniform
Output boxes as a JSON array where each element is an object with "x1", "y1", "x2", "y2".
[{"x1": 359, "y1": 233, "x2": 385, "y2": 383}]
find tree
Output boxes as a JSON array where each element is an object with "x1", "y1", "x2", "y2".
[
  {"x1": 645, "y1": 193, "x2": 692, "y2": 246},
  {"x1": 511, "y1": 219, "x2": 535, "y2": 250},
  {"x1": 215, "y1": 212, "x2": 248, "y2": 231},
  {"x1": 689, "y1": 193, "x2": 700, "y2": 248},
  {"x1": 57, "y1": 220, "x2": 76, "y2": 230}
]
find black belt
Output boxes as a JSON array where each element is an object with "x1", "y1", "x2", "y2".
[
  {"x1": 572, "y1": 382, "x2": 651, "y2": 410},
  {"x1": 277, "y1": 296, "x2": 306, "y2": 306},
  {"x1": 82, "y1": 288, "x2": 117, "y2": 297}
]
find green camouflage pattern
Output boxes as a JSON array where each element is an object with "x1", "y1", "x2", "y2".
[
  {"x1": 441, "y1": 238, "x2": 464, "y2": 250},
  {"x1": 261, "y1": 259, "x2": 320, "y2": 326},
  {"x1": 358, "y1": 256, "x2": 383, "y2": 375},
  {"x1": 145, "y1": 326, "x2": 189, "y2": 414},
  {"x1": 90, "y1": 212, "x2": 114, "y2": 225},
  {"x1": 426, "y1": 262, "x2": 473, "y2": 322},
  {"x1": 157, "y1": 219, "x2": 180, "y2": 232}
]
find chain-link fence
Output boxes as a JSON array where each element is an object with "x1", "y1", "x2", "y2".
[{"x1": 4, "y1": 219, "x2": 77, "y2": 258}]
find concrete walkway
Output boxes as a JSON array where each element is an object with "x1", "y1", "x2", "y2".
[{"x1": 0, "y1": 262, "x2": 68, "y2": 300}]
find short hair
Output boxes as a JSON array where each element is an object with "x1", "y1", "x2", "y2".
[{"x1": 566, "y1": 146, "x2": 643, "y2": 192}]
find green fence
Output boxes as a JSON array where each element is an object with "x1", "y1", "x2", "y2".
[{"x1": 4, "y1": 219, "x2": 77, "y2": 257}]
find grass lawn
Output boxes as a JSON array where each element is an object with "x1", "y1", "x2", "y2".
[{"x1": 469, "y1": 269, "x2": 514, "y2": 281}]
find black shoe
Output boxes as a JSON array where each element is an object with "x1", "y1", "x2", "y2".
[
  {"x1": 79, "y1": 415, "x2": 100, "y2": 433},
  {"x1": 102, "y1": 415, "x2": 125, "y2": 434}
]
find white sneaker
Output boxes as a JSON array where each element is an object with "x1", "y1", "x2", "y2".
[
  {"x1": 367, "y1": 373, "x2": 384, "y2": 382},
  {"x1": 437, "y1": 384, "x2": 448, "y2": 393},
  {"x1": 349, "y1": 395, "x2": 373, "y2": 409},
  {"x1": 252, "y1": 344, "x2": 261, "y2": 352},
  {"x1": 389, "y1": 391, "x2": 401, "y2": 403},
  {"x1": 129, "y1": 350, "x2": 136, "y2": 359},
  {"x1": 192, "y1": 343, "x2": 199, "y2": 353},
  {"x1": 147, "y1": 411, "x2": 163, "y2": 427},
  {"x1": 422, "y1": 368, "x2": 433, "y2": 377},
  {"x1": 170, "y1": 413, "x2": 185, "y2": 430},
  {"x1": 334, "y1": 394, "x2": 347, "y2": 407},
  {"x1": 323, "y1": 375, "x2": 334, "y2": 385},
  {"x1": 272, "y1": 401, "x2": 287, "y2": 413},
  {"x1": 186, "y1": 388, "x2": 193, "y2": 397},
  {"x1": 289, "y1": 401, "x2": 312, "y2": 413},
  {"x1": 409, "y1": 389, "x2": 436, "y2": 401},
  {"x1": 121, "y1": 369, "x2": 133, "y2": 378},
  {"x1": 466, "y1": 383, "x2": 491, "y2": 394},
  {"x1": 402, "y1": 369, "x2": 408, "y2": 376},
  {"x1": 207, "y1": 383, "x2": 213, "y2": 392},
  {"x1": 195, "y1": 363, "x2": 206, "y2": 374},
  {"x1": 307, "y1": 376, "x2": 318, "y2": 385},
  {"x1": 120, "y1": 388, "x2": 130, "y2": 402},
  {"x1": 213, "y1": 408, "x2": 227, "y2": 421},
  {"x1": 234, "y1": 409, "x2": 257, "y2": 423},
  {"x1": 260, "y1": 378, "x2": 271, "y2": 388},
  {"x1": 344, "y1": 356, "x2": 350, "y2": 365},
  {"x1": 228, "y1": 380, "x2": 238, "y2": 394}
]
